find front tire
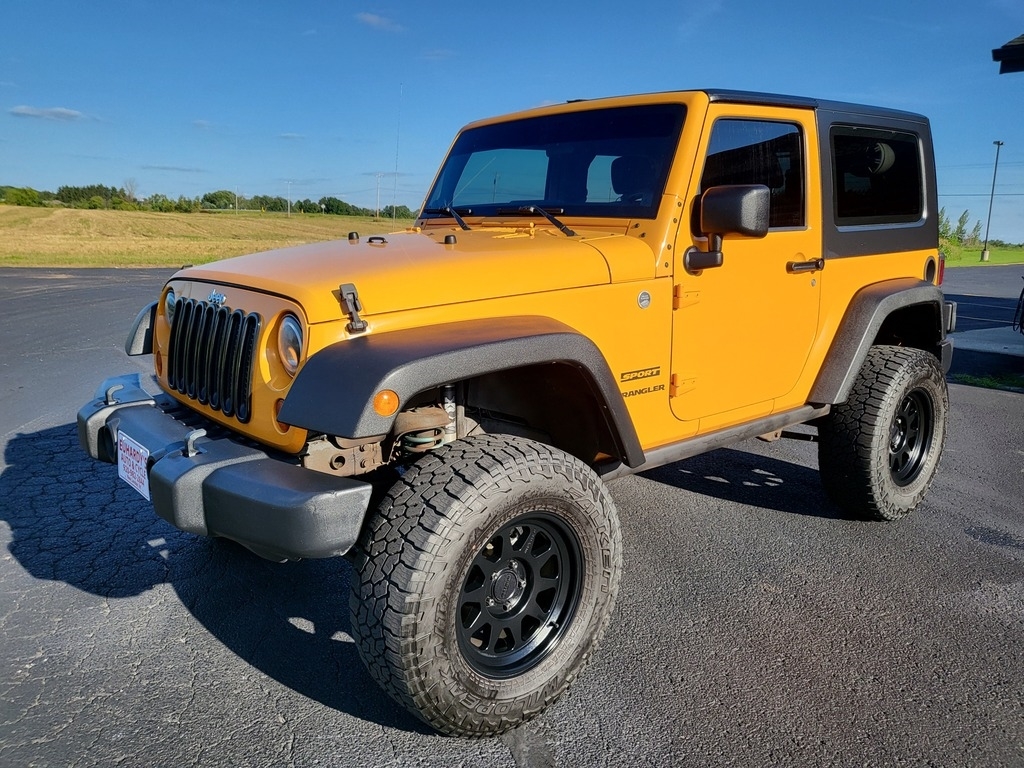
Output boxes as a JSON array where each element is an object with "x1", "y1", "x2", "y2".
[
  {"x1": 818, "y1": 345, "x2": 948, "y2": 520},
  {"x1": 350, "y1": 434, "x2": 622, "y2": 736}
]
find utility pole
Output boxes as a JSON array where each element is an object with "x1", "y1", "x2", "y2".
[
  {"x1": 981, "y1": 140, "x2": 1003, "y2": 262},
  {"x1": 375, "y1": 172, "x2": 383, "y2": 219},
  {"x1": 286, "y1": 181, "x2": 292, "y2": 217}
]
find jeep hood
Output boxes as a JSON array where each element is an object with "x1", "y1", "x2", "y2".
[{"x1": 177, "y1": 228, "x2": 654, "y2": 324}]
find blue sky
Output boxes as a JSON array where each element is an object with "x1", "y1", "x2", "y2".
[{"x1": 2, "y1": 1, "x2": 1023, "y2": 242}]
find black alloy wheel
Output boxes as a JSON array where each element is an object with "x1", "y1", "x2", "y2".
[
  {"x1": 457, "y1": 512, "x2": 582, "y2": 678},
  {"x1": 889, "y1": 387, "x2": 934, "y2": 487}
]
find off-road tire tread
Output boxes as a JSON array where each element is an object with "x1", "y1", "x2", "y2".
[
  {"x1": 349, "y1": 434, "x2": 622, "y2": 737},
  {"x1": 818, "y1": 345, "x2": 947, "y2": 521}
]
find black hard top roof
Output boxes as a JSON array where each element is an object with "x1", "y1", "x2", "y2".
[{"x1": 702, "y1": 89, "x2": 928, "y2": 123}]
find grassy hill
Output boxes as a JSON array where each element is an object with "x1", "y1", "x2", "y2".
[
  {"x1": 0, "y1": 206, "x2": 414, "y2": 267},
  {"x1": 4, "y1": 204, "x2": 1021, "y2": 269}
]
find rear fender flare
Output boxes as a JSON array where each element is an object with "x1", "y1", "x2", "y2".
[{"x1": 810, "y1": 279, "x2": 946, "y2": 404}]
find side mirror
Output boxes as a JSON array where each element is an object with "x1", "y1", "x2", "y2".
[{"x1": 685, "y1": 184, "x2": 770, "y2": 272}]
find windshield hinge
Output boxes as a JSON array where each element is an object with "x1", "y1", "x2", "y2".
[{"x1": 338, "y1": 283, "x2": 368, "y2": 333}]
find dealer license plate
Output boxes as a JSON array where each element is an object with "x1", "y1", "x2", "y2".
[{"x1": 117, "y1": 430, "x2": 151, "y2": 500}]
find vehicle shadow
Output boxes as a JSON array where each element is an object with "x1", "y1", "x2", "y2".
[
  {"x1": 0, "y1": 423, "x2": 430, "y2": 735},
  {"x1": 640, "y1": 446, "x2": 848, "y2": 520}
]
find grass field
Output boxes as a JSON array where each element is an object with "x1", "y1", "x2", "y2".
[
  {"x1": 2, "y1": 205, "x2": 1023, "y2": 269},
  {"x1": 0, "y1": 206, "x2": 415, "y2": 267},
  {"x1": 943, "y1": 246, "x2": 1024, "y2": 267}
]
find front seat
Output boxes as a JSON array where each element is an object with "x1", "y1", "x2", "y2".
[{"x1": 611, "y1": 156, "x2": 656, "y2": 205}]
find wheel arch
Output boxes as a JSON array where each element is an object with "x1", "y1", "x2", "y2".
[
  {"x1": 809, "y1": 279, "x2": 949, "y2": 405},
  {"x1": 278, "y1": 316, "x2": 645, "y2": 468}
]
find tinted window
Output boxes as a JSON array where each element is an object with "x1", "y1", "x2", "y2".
[
  {"x1": 451, "y1": 148, "x2": 548, "y2": 203},
  {"x1": 831, "y1": 126, "x2": 922, "y2": 225},
  {"x1": 423, "y1": 104, "x2": 686, "y2": 219},
  {"x1": 697, "y1": 119, "x2": 805, "y2": 229}
]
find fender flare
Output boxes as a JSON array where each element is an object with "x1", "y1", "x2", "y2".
[
  {"x1": 809, "y1": 278, "x2": 946, "y2": 404},
  {"x1": 125, "y1": 301, "x2": 157, "y2": 356},
  {"x1": 278, "y1": 316, "x2": 645, "y2": 468}
]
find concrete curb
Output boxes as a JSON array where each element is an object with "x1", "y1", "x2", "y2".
[
  {"x1": 951, "y1": 326, "x2": 1024, "y2": 358},
  {"x1": 949, "y1": 326, "x2": 1024, "y2": 381}
]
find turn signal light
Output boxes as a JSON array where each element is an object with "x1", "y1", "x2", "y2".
[
  {"x1": 373, "y1": 389, "x2": 400, "y2": 417},
  {"x1": 273, "y1": 399, "x2": 290, "y2": 433}
]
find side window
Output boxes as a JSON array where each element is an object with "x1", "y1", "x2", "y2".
[
  {"x1": 697, "y1": 119, "x2": 805, "y2": 230},
  {"x1": 831, "y1": 127, "x2": 922, "y2": 225}
]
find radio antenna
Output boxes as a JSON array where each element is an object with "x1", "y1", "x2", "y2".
[{"x1": 392, "y1": 83, "x2": 402, "y2": 224}]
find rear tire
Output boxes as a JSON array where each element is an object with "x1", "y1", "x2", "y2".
[
  {"x1": 818, "y1": 345, "x2": 948, "y2": 520},
  {"x1": 349, "y1": 434, "x2": 622, "y2": 736}
]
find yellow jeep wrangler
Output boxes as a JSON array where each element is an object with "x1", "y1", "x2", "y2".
[{"x1": 79, "y1": 89, "x2": 956, "y2": 736}]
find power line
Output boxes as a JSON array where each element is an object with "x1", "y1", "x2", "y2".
[
  {"x1": 938, "y1": 160, "x2": 1024, "y2": 169},
  {"x1": 938, "y1": 192, "x2": 1024, "y2": 197}
]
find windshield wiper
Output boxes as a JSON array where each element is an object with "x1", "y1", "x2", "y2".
[
  {"x1": 496, "y1": 206, "x2": 576, "y2": 238},
  {"x1": 422, "y1": 206, "x2": 471, "y2": 231}
]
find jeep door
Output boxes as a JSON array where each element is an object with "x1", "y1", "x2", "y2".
[{"x1": 670, "y1": 105, "x2": 822, "y2": 430}]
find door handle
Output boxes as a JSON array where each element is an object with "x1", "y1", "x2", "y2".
[{"x1": 786, "y1": 258, "x2": 824, "y2": 273}]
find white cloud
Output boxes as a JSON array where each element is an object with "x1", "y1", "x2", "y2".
[
  {"x1": 279, "y1": 132, "x2": 304, "y2": 140},
  {"x1": 141, "y1": 164, "x2": 205, "y2": 173},
  {"x1": 676, "y1": 0, "x2": 723, "y2": 38},
  {"x1": 10, "y1": 105, "x2": 84, "y2": 121},
  {"x1": 355, "y1": 12, "x2": 404, "y2": 33},
  {"x1": 421, "y1": 49, "x2": 455, "y2": 62}
]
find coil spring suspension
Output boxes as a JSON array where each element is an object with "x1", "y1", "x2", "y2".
[{"x1": 401, "y1": 429, "x2": 444, "y2": 454}]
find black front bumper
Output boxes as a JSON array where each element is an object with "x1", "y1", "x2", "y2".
[{"x1": 77, "y1": 374, "x2": 372, "y2": 561}]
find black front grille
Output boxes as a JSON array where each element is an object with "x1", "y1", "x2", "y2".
[{"x1": 167, "y1": 298, "x2": 261, "y2": 423}]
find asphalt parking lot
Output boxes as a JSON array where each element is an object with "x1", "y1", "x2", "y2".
[{"x1": 1, "y1": 267, "x2": 1022, "y2": 767}]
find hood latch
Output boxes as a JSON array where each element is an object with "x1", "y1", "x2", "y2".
[{"x1": 338, "y1": 283, "x2": 368, "y2": 334}]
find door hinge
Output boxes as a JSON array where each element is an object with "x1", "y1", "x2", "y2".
[
  {"x1": 670, "y1": 374, "x2": 696, "y2": 397},
  {"x1": 672, "y1": 286, "x2": 700, "y2": 310}
]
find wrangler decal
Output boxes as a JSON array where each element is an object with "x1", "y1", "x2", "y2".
[{"x1": 621, "y1": 384, "x2": 666, "y2": 398}]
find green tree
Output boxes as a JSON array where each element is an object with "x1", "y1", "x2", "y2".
[
  {"x1": 144, "y1": 193, "x2": 175, "y2": 212},
  {"x1": 202, "y1": 190, "x2": 236, "y2": 209},
  {"x1": 319, "y1": 196, "x2": 346, "y2": 215},
  {"x1": 382, "y1": 204, "x2": 415, "y2": 219},
  {"x1": 967, "y1": 221, "x2": 982, "y2": 247},
  {"x1": 938, "y1": 207, "x2": 951, "y2": 240},
  {"x1": 57, "y1": 184, "x2": 122, "y2": 208},
  {"x1": 174, "y1": 195, "x2": 199, "y2": 213},
  {"x1": 2, "y1": 186, "x2": 43, "y2": 206},
  {"x1": 952, "y1": 210, "x2": 970, "y2": 245},
  {"x1": 250, "y1": 194, "x2": 287, "y2": 213}
]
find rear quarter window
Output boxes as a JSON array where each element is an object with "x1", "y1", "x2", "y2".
[{"x1": 831, "y1": 126, "x2": 923, "y2": 226}]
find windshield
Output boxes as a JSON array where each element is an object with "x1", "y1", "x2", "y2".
[{"x1": 423, "y1": 103, "x2": 686, "y2": 220}]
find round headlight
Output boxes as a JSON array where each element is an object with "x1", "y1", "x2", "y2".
[
  {"x1": 277, "y1": 314, "x2": 303, "y2": 376},
  {"x1": 164, "y1": 288, "x2": 176, "y2": 325}
]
